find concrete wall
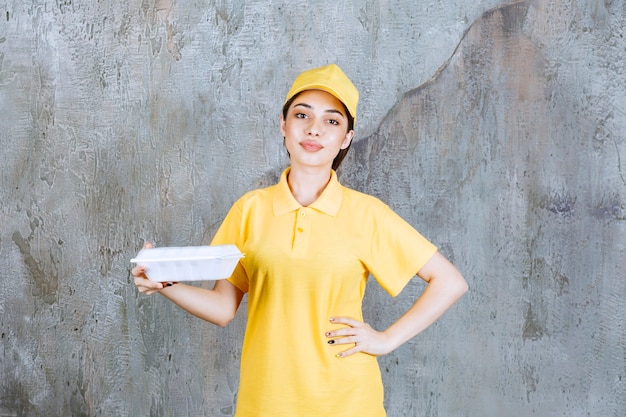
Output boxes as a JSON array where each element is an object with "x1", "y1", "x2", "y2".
[{"x1": 1, "y1": 1, "x2": 624, "y2": 416}]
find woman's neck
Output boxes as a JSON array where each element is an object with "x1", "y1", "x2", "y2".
[{"x1": 287, "y1": 165, "x2": 332, "y2": 207}]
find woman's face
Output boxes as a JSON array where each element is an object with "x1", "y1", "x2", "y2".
[{"x1": 280, "y1": 89, "x2": 354, "y2": 171}]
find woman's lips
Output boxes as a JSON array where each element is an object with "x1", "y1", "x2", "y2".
[{"x1": 300, "y1": 140, "x2": 323, "y2": 152}]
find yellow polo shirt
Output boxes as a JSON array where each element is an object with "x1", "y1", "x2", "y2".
[{"x1": 211, "y1": 168, "x2": 437, "y2": 417}]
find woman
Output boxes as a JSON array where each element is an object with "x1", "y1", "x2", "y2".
[{"x1": 132, "y1": 64, "x2": 468, "y2": 417}]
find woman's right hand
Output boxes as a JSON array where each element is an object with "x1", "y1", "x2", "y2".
[
  {"x1": 131, "y1": 242, "x2": 167, "y2": 295},
  {"x1": 131, "y1": 241, "x2": 245, "y2": 326}
]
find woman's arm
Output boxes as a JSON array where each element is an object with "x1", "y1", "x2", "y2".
[
  {"x1": 132, "y1": 243, "x2": 245, "y2": 327},
  {"x1": 326, "y1": 251, "x2": 468, "y2": 357}
]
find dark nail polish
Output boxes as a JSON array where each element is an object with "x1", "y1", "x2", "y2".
[{"x1": 328, "y1": 340, "x2": 335, "y2": 344}]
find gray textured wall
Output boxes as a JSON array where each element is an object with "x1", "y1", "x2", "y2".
[{"x1": 1, "y1": 1, "x2": 624, "y2": 416}]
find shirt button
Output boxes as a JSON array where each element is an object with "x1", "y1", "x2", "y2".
[
  {"x1": 297, "y1": 227, "x2": 304, "y2": 232},
  {"x1": 300, "y1": 211, "x2": 306, "y2": 217}
]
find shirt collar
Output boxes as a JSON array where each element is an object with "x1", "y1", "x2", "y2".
[{"x1": 273, "y1": 168, "x2": 343, "y2": 217}]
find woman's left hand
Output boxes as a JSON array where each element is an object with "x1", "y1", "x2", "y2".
[
  {"x1": 325, "y1": 252, "x2": 468, "y2": 359},
  {"x1": 325, "y1": 317, "x2": 395, "y2": 358}
]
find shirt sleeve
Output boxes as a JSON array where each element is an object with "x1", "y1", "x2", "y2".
[
  {"x1": 210, "y1": 198, "x2": 250, "y2": 293},
  {"x1": 364, "y1": 206, "x2": 438, "y2": 297}
]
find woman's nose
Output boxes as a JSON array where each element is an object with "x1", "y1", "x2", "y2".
[{"x1": 306, "y1": 118, "x2": 323, "y2": 136}]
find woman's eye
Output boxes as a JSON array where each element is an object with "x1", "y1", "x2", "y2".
[
  {"x1": 295, "y1": 113, "x2": 307, "y2": 119},
  {"x1": 327, "y1": 119, "x2": 339, "y2": 126}
]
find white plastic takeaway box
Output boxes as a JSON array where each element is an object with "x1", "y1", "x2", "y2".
[{"x1": 130, "y1": 245, "x2": 244, "y2": 282}]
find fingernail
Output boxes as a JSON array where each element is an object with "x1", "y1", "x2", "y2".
[
  {"x1": 325, "y1": 332, "x2": 331, "y2": 337},
  {"x1": 327, "y1": 340, "x2": 335, "y2": 345},
  {"x1": 329, "y1": 317, "x2": 335, "y2": 322}
]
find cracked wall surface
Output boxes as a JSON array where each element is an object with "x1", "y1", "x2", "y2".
[{"x1": 1, "y1": 1, "x2": 625, "y2": 416}]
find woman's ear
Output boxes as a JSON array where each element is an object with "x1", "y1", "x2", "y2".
[
  {"x1": 279, "y1": 114, "x2": 286, "y2": 137},
  {"x1": 341, "y1": 130, "x2": 355, "y2": 149}
]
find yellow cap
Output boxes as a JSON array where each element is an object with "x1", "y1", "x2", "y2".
[{"x1": 285, "y1": 64, "x2": 359, "y2": 122}]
